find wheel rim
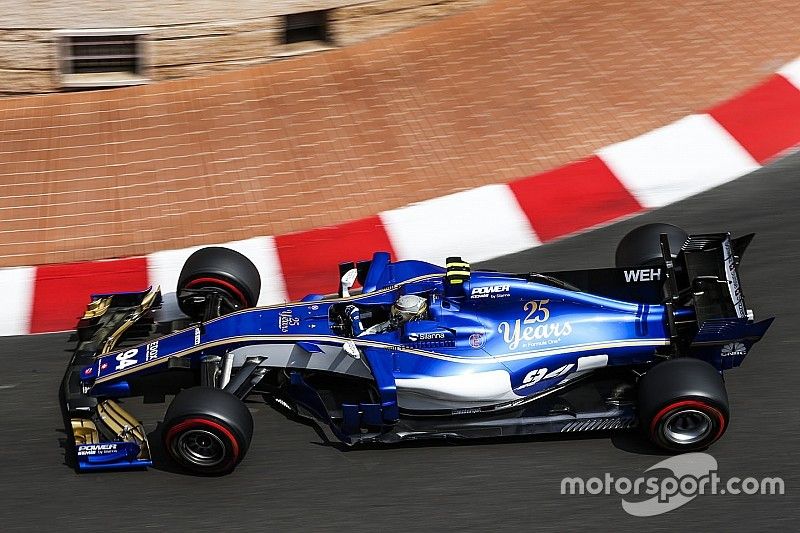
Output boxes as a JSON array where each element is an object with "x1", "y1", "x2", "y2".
[
  {"x1": 174, "y1": 428, "x2": 227, "y2": 467},
  {"x1": 662, "y1": 409, "x2": 713, "y2": 445}
]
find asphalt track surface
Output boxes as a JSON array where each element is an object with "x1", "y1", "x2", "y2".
[{"x1": 2, "y1": 152, "x2": 800, "y2": 532}]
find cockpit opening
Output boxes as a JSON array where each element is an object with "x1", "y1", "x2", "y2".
[{"x1": 330, "y1": 293, "x2": 431, "y2": 338}]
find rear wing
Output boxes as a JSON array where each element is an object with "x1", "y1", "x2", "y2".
[
  {"x1": 680, "y1": 233, "x2": 751, "y2": 324},
  {"x1": 540, "y1": 232, "x2": 771, "y2": 365},
  {"x1": 540, "y1": 232, "x2": 753, "y2": 322}
]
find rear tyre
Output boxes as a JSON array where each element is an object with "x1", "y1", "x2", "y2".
[
  {"x1": 177, "y1": 247, "x2": 261, "y2": 318},
  {"x1": 638, "y1": 358, "x2": 729, "y2": 452},
  {"x1": 163, "y1": 387, "x2": 253, "y2": 475},
  {"x1": 615, "y1": 223, "x2": 688, "y2": 268}
]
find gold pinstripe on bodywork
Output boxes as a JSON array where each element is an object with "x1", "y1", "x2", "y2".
[
  {"x1": 99, "y1": 272, "x2": 439, "y2": 354},
  {"x1": 96, "y1": 333, "x2": 669, "y2": 383},
  {"x1": 92, "y1": 271, "x2": 668, "y2": 384},
  {"x1": 93, "y1": 273, "x2": 441, "y2": 382}
]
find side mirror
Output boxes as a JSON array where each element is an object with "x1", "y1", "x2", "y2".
[{"x1": 340, "y1": 268, "x2": 358, "y2": 298}]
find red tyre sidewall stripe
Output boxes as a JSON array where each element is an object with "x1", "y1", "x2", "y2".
[
  {"x1": 166, "y1": 417, "x2": 241, "y2": 465},
  {"x1": 185, "y1": 277, "x2": 249, "y2": 307},
  {"x1": 650, "y1": 399, "x2": 727, "y2": 442}
]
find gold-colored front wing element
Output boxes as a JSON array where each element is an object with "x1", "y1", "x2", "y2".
[
  {"x1": 100, "y1": 286, "x2": 161, "y2": 355},
  {"x1": 70, "y1": 418, "x2": 100, "y2": 444},
  {"x1": 95, "y1": 400, "x2": 151, "y2": 460},
  {"x1": 82, "y1": 296, "x2": 113, "y2": 320}
]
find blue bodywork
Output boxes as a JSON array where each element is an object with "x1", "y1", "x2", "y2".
[
  {"x1": 76, "y1": 442, "x2": 150, "y2": 471},
  {"x1": 74, "y1": 247, "x2": 770, "y2": 457},
  {"x1": 66, "y1": 233, "x2": 773, "y2": 470},
  {"x1": 87, "y1": 261, "x2": 664, "y2": 393}
]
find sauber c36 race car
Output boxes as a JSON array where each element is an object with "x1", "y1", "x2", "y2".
[{"x1": 60, "y1": 223, "x2": 772, "y2": 474}]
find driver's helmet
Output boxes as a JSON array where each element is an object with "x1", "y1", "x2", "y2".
[{"x1": 391, "y1": 294, "x2": 427, "y2": 323}]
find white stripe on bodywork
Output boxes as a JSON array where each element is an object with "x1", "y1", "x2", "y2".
[
  {"x1": 0, "y1": 266, "x2": 35, "y2": 336},
  {"x1": 577, "y1": 353, "x2": 609, "y2": 371},
  {"x1": 397, "y1": 370, "x2": 515, "y2": 402},
  {"x1": 396, "y1": 370, "x2": 518, "y2": 409}
]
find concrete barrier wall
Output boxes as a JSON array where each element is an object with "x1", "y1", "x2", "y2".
[{"x1": 0, "y1": 0, "x2": 487, "y2": 95}]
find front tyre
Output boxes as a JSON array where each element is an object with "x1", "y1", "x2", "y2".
[
  {"x1": 163, "y1": 387, "x2": 253, "y2": 475},
  {"x1": 177, "y1": 247, "x2": 261, "y2": 320},
  {"x1": 637, "y1": 358, "x2": 729, "y2": 452}
]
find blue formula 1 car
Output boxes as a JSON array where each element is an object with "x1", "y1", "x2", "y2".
[{"x1": 61, "y1": 223, "x2": 772, "y2": 474}]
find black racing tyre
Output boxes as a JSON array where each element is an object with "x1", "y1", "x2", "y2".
[
  {"x1": 615, "y1": 223, "x2": 689, "y2": 268},
  {"x1": 637, "y1": 358, "x2": 729, "y2": 452},
  {"x1": 177, "y1": 247, "x2": 261, "y2": 314},
  {"x1": 162, "y1": 386, "x2": 254, "y2": 475}
]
